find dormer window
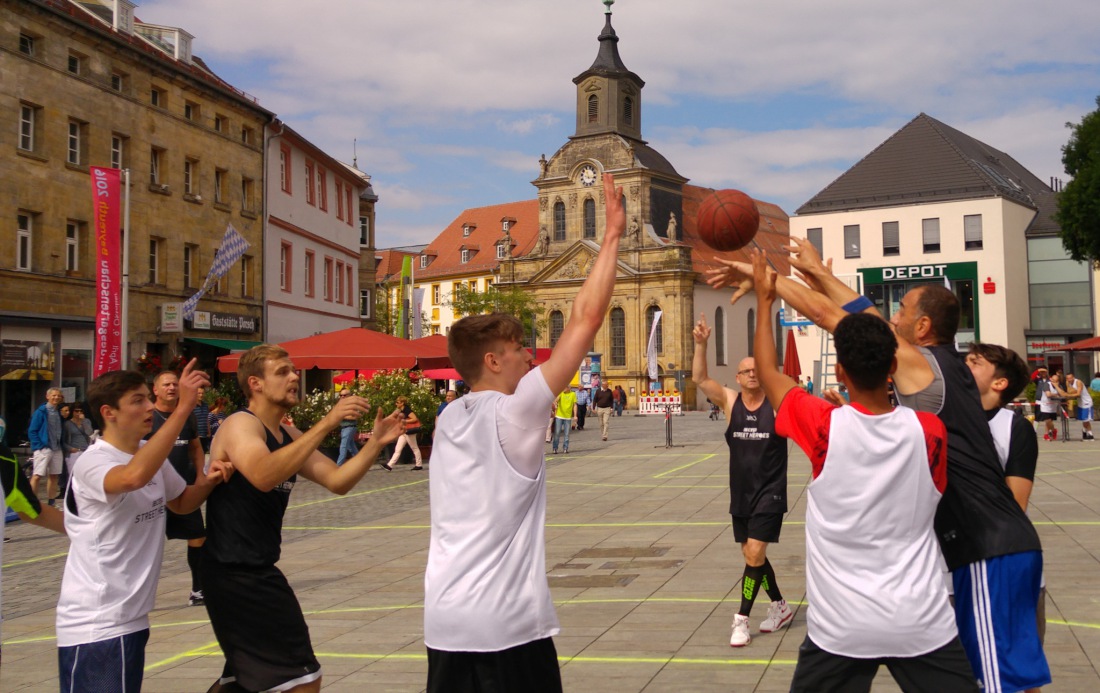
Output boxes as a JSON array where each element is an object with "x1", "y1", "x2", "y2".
[
  {"x1": 502, "y1": 220, "x2": 510, "y2": 233},
  {"x1": 463, "y1": 224, "x2": 473, "y2": 237},
  {"x1": 420, "y1": 255, "x2": 429, "y2": 269},
  {"x1": 461, "y1": 249, "x2": 470, "y2": 264},
  {"x1": 496, "y1": 243, "x2": 507, "y2": 260}
]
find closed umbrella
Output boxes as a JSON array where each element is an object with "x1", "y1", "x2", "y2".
[{"x1": 782, "y1": 329, "x2": 801, "y2": 379}]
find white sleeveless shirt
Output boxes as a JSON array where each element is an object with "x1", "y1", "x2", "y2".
[
  {"x1": 805, "y1": 405, "x2": 957, "y2": 657},
  {"x1": 424, "y1": 369, "x2": 560, "y2": 651}
]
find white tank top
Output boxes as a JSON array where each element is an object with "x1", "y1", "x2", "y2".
[
  {"x1": 805, "y1": 405, "x2": 957, "y2": 657},
  {"x1": 424, "y1": 386, "x2": 559, "y2": 651}
]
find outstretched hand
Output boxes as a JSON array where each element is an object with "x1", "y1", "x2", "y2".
[
  {"x1": 751, "y1": 249, "x2": 777, "y2": 305},
  {"x1": 703, "y1": 260, "x2": 755, "y2": 305},
  {"x1": 176, "y1": 358, "x2": 210, "y2": 412},
  {"x1": 602, "y1": 173, "x2": 626, "y2": 243},
  {"x1": 692, "y1": 313, "x2": 712, "y2": 344},
  {"x1": 371, "y1": 408, "x2": 406, "y2": 446},
  {"x1": 785, "y1": 237, "x2": 830, "y2": 277},
  {"x1": 324, "y1": 394, "x2": 369, "y2": 430}
]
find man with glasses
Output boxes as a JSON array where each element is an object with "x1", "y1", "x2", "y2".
[{"x1": 692, "y1": 318, "x2": 792, "y2": 647}]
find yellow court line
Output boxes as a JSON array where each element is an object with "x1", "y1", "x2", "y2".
[
  {"x1": 163, "y1": 651, "x2": 801, "y2": 667},
  {"x1": 653, "y1": 454, "x2": 717, "y2": 479},
  {"x1": 145, "y1": 641, "x2": 221, "y2": 672},
  {"x1": 287, "y1": 478, "x2": 428, "y2": 510},
  {"x1": 1037, "y1": 465, "x2": 1100, "y2": 476},
  {"x1": 1, "y1": 550, "x2": 69, "y2": 569}
]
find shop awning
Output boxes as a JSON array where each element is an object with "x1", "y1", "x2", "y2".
[{"x1": 185, "y1": 337, "x2": 264, "y2": 351}]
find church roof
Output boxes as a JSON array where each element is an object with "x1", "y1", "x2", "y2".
[
  {"x1": 416, "y1": 200, "x2": 540, "y2": 280},
  {"x1": 797, "y1": 113, "x2": 1054, "y2": 216},
  {"x1": 573, "y1": 11, "x2": 644, "y2": 87},
  {"x1": 680, "y1": 185, "x2": 792, "y2": 278}
]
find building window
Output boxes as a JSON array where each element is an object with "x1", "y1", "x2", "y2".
[
  {"x1": 496, "y1": 243, "x2": 507, "y2": 260},
  {"x1": 149, "y1": 147, "x2": 164, "y2": 185},
  {"x1": 360, "y1": 289, "x2": 372, "y2": 319},
  {"x1": 280, "y1": 243, "x2": 291, "y2": 292},
  {"x1": 843, "y1": 225, "x2": 861, "y2": 258},
  {"x1": 184, "y1": 101, "x2": 199, "y2": 121},
  {"x1": 420, "y1": 254, "x2": 429, "y2": 269},
  {"x1": 346, "y1": 188, "x2": 354, "y2": 227},
  {"x1": 183, "y1": 244, "x2": 197, "y2": 288},
  {"x1": 279, "y1": 146, "x2": 291, "y2": 193},
  {"x1": 346, "y1": 265, "x2": 354, "y2": 305},
  {"x1": 922, "y1": 218, "x2": 940, "y2": 253},
  {"x1": 715, "y1": 306, "x2": 726, "y2": 366},
  {"x1": 148, "y1": 237, "x2": 164, "y2": 284},
  {"x1": 214, "y1": 114, "x2": 227, "y2": 132},
  {"x1": 335, "y1": 261, "x2": 344, "y2": 303},
  {"x1": 645, "y1": 305, "x2": 663, "y2": 354},
  {"x1": 549, "y1": 310, "x2": 564, "y2": 347},
  {"x1": 17, "y1": 214, "x2": 32, "y2": 271},
  {"x1": 461, "y1": 249, "x2": 470, "y2": 263},
  {"x1": 66, "y1": 221, "x2": 81, "y2": 272},
  {"x1": 305, "y1": 162, "x2": 315, "y2": 205},
  {"x1": 241, "y1": 125, "x2": 254, "y2": 145},
  {"x1": 111, "y1": 134, "x2": 128, "y2": 169},
  {"x1": 150, "y1": 86, "x2": 166, "y2": 108},
  {"x1": 19, "y1": 33, "x2": 36, "y2": 56},
  {"x1": 463, "y1": 224, "x2": 472, "y2": 237},
  {"x1": 468, "y1": 280, "x2": 478, "y2": 293},
  {"x1": 964, "y1": 214, "x2": 983, "y2": 250},
  {"x1": 240, "y1": 255, "x2": 254, "y2": 297},
  {"x1": 110, "y1": 71, "x2": 127, "y2": 92},
  {"x1": 806, "y1": 227, "x2": 823, "y2": 257},
  {"x1": 316, "y1": 169, "x2": 327, "y2": 210},
  {"x1": 432, "y1": 284, "x2": 441, "y2": 305},
  {"x1": 587, "y1": 94, "x2": 598, "y2": 123},
  {"x1": 323, "y1": 258, "x2": 333, "y2": 300},
  {"x1": 67, "y1": 120, "x2": 86, "y2": 165},
  {"x1": 19, "y1": 103, "x2": 38, "y2": 152},
  {"x1": 359, "y1": 216, "x2": 370, "y2": 246},
  {"x1": 304, "y1": 251, "x2": 315, "y2": 297},
  {"x1": 623, "y1": 96, "x2": 634, "y2": 126},
  {"x1": 241, "y1": 177, "x2": 255, "y2": 211},
  {"x1": 183, "y1": 158, "x2": 197, "y2": 194},
  {"x1": 746, "y1": 308, "x2": 755, "y2": 357},
  {"x1": 610, "y1": 307, "x2": 625, "y2": 366},
  {"x1": 336, "y1": 181, "x2": 345, "y2": 220},
  {"x1": 1027, "y1": 236, "x2": 1092, "y2": 330},
  {"x1": 882, "y1": 221, "x2": 900, "y2": 256},
  {"x1": 553, "y1": 201, "x2": 566, "y2": 241},
  {"x1": 583, "y1": 198, "x2": 596, "y2": 239},
  {"x1": 67, "y1": 52, "x2": 83, "y2": 75},
  {"x1": 214, "y1": 168, "x2": 226, "y2": 203}
]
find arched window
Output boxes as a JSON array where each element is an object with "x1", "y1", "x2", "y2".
[
  {"x1": 623, "y1": 96, "x2": 634, "y2": 125},
  {"x1": 610, "y1": 307, "x2": 626, "y2": 366},
  {"x1": 553, "y1": 201, "x2": 566, "y2": 241},
  {"x1": 746, "y1": 308, "x2": 755, "y2": 357},
  {"x1": 645, "y1": 305, "x2": 663, "y2": 354},
  {"x1": 587, "y1": 94, "x2": 598, "y2": 123},
  {"x1": 583, "y1": 198, "x2": 596, "y2": 239},
  {"x1": 549, "y1": 310, "x2": 564, "y2": 347},
  {"x1": 715, "y1": 306, "x2": 726, "y2": 366}
]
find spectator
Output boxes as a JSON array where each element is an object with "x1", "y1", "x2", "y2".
[
  {"x1": 207, "y1": 397, "x2": 229, "y2": 439},
  {"x1": 336, "y1": 389, "x2": 359, "y2": 466},
  {"x1": 382, "y1": 395, "x2": 424, "y2": 471},
  {"x1": 28, "y1": 387, "x2": 65, "y2": 503},
  {"x1": 193, "y1": 385, "x2": 212, "y2": 453},
  {"x1": 62, "y1": 405, "x2": 94, "y2": 497},
  {"x1": 615, "y1": 385, "x2": 627, "y2": 416}
]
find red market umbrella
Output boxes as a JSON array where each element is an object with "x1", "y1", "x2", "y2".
[
  {"x1": 333, "y1": 369, "x2": 377, "y2": 384},
  {"x1": 216, "y1": 327, "x2": 452, "y2": 373},
  {"x1": 422, "y1": 367, "x2": 461, "y2": 380},
  {"x1": 782, "y1": 329, "x2": 801, "y2": 379},
  {"x1": 1060, "y1": 335, "x2": 1100, "y2": 351}
]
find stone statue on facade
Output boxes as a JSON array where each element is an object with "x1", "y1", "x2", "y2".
[
  {"x1": 667, "y1": 212, "x2": 678, "y2": 239},
  {"x1": 626, "y1": 216, "x2": 641, "y2": 247},
  {"x1": 533, "y1": 227, "x2": 550, "y2": 256}
]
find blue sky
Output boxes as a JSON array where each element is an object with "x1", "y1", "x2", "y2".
[{"x1": 141, "y1": 0, "x2": 1099, "y2": 249}]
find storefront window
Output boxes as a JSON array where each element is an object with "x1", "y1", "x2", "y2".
[{"x1": 62, "y1": 349, "x2": 92, "y2": 401}]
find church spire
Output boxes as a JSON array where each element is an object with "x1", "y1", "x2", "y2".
[{"x1": 573, "y1": 0, "x2": 644, "y2": 140}]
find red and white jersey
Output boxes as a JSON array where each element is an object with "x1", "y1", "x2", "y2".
[{"x1": 777, "y1": 389, "x2": 957, "y2": 658}]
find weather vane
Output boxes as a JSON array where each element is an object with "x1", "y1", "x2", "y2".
[{"x1": 603, "y1": 0, "x2": 614, "y2": 14}]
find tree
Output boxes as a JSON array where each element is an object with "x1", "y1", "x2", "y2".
[
  {"x1": 1056, "y1": 95, "x2": 1100, "y2": 265},
  {"x1": 446, "y1": 285, "x2": 546, "y2": 346}
]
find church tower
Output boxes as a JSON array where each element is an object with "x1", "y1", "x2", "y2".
[{"x1": 572, "y1": 0, "x2": 644, "y2": 142}]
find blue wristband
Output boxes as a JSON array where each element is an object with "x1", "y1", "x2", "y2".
[{"x1": 842, "y1": 296, "x2": 873, "y2": 313}]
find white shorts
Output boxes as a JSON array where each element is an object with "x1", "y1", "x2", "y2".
[{"x1": 32, "y1": 448, "x2": 63, "y2": 476}]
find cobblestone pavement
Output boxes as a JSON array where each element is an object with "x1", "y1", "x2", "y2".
[{"x1": 2, "y1": 410, "x2": 1099, "y2": 691}]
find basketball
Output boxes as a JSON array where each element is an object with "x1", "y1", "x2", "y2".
[{"x1": 696, "y1": 189, "x2": 760, "y2": 252}]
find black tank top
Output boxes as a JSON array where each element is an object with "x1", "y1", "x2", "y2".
[
  {"x1": 725, "y1": 394, "x2": 788, "y2": 516},
  {"x1": 921, "y1": 346, "x2": 1041, "y2": 569},
  {"x1": 204, "y1": 409, "x2": 296, "y2": 567}
]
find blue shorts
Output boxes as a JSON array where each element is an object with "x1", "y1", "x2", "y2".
[
  {"x1": 58, "y1": 629, "x2": 149, "y2": 693},
  {"x1": 952, "y1": 551, "x2": 1050, "y2": 693},
  {"x1": 1077, "y1": 406, "x2": 1092, "y2": 422}
]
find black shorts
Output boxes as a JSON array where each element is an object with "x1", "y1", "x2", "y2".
[
  {"x1": 427, "y1": 637, "x2": 562, "y2": 693},
  {"x1": 1035, "y1": 411, "x2": 1057, "y2": 421},
  {"x1": 166, "y1": 507, "x2": 205, "y2": 540},
  {"x1": 201, "y1": 560, "x2": 321, "y2": 692},
  {"x1": 731, "y1": 513, "x2": 784, "y2": 544},
  {"x1": 790, "y1": 635, "x2": 978, "y2": 693}
]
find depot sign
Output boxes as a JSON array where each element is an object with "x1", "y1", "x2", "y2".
[
  {"x1": 882, "y1": 264, "x2": 948, "y2": 281},
  {"x1": 859, "y1": 261, "x2": 977, "y2": 286}
]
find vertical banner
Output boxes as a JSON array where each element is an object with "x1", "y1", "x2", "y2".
[
  {"x1": 412, "y1": 287, "x2": 425, "y2": 339},
  {"x1": 398, "y1": 255, "x2": 412, "y2": 338},
  {"x1": 646, "y1": 310, "x2": 663, "y2": 383},
  {"x1": 90, "y1": 166, "x2": 122, "y2": 377}
]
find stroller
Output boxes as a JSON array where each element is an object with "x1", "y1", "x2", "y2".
[{"x1": 708, "y1": 399, "x2": 721, "y2": 420}]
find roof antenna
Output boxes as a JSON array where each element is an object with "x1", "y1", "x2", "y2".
[{"x1": 353, "y1": 138, "x2": 358, "y2": 169}]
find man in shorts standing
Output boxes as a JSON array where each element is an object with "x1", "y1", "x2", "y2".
[
  {"x1": 146, "y1": 370, "x2": 208, "y2": 606},
  {"x1": 1064, "y1": 372, "x2": 1094, "y2": 440},
  {"x1": 424, "y1": 172, "x2": 624, "y2": 692},
  {"x1": 1034, "y1": 368, "x2": 1059, "y2": 441},
  {"x1": 692, "y1": 316, "x2": 791, "y2": 647},
  {"x1": 202, "y1": 345, "x2": 405, "y2": 693},
  {"x1": 56, "y1": 362, "x2": 231, "y2": 692},
  {"x1": 28, "y1": 387, "x2": 65, "y2": 503}
]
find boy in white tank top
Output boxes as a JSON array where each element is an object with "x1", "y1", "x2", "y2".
[{"x1": 750, "y1": 251, "x2": 977, "y2": 692}]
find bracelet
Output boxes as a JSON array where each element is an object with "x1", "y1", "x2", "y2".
[{"x1": 842, "y1": 295, "x2": 873, "y2": 313}]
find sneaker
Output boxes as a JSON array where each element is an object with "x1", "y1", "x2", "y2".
[
  {"x1": 188, "y1": 590, "x2": 204, "y2": 606},
  {"x1": 759, "y1": 599, "x2": 793, "y2": 633},
  {"x1": 730, "y1": 614, "x2": 751, "y2": 647},
  {"x1": 1042, "y1": 433, "x2": 1051, "y2": 441}
]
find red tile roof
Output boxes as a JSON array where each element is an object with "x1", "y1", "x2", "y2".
[
  {"x1": 680, "y1": 184, "x2": 792, "y2": 278},
  {"x1": 416, "y1": 200, "x2": 539, "y2": 280},
  {"x1": 374, "y1": 249, "x2": 417, "y2": 285}
]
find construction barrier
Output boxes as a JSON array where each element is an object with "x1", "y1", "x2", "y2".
[{"x1": 639, "y1": 390, "x2": 681, "y2": 415}]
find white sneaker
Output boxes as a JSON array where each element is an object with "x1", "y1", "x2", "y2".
[
  {"x1": 730, "y1": 614, "x2": 751, "y2": 647},
  {"x1": 759, "y1": 599, "x2": 793, "y2": 633}
]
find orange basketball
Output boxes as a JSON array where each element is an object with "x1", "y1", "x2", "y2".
[{"x1": 696, "y1": 189, "x2": 760, "y2": 252}]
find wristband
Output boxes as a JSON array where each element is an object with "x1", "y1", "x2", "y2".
[{"x1": 842, "y1": 295, "x2": 873, "y2": 313}]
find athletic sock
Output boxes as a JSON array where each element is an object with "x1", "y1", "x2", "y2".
[
  {"x1": 739, "y1": 564, "x2": 765, "y2": 616},
  {"x1": 187, "y1": 545, "x2": 203, "y2": 592},
  {"x1": 761, "y1": 558, "x2": 783, "y2": 602}
]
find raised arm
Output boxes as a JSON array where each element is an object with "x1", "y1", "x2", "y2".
[
  {"x1": 541, "y1": 172, "x2": 625, "y2": 393},
  {"x1": 751, "y1": 250, "x2": 800, "y2": 411},
  {"x1": 300, "y1": 407, "x2": 406, "y2": 495},
  {"x1": 691, "y1": 313, "x2": 736, "y2": 412},
  {"x1": 705, "y1": 258, "x2": 848, "y2": 332}
]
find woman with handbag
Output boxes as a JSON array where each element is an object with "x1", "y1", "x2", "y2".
[{"x1": 382, "y1": 395, "x2": 424, "y2": 471}]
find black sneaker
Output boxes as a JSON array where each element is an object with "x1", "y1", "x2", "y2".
[{"x1": 189, "y1": 590, "x2": 205, "y2": 606}]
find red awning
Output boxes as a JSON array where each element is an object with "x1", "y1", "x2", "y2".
[
  {"x1": 1060, "y1": 336, "x2": 1100, "y2": 352},
  {"x1": 422, "y1": 367, "x2": 462, "y2": 380},
  {"x1": 216, "y1": 327, "x2": 452, "y2": 373}
]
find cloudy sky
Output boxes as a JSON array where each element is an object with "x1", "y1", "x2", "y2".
[{"x1": 141, "y1": 0, "x2": 1099, "y2": 248}]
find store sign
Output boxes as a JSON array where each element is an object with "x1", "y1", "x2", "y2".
[
  {"x1": 882, "y1": 264, "x2": 949, "y2": 281},
  {"x1": 186, "y1": 311, "x2": 257, "y2": 334},
  {"x1": 191, "y1": 311, "x2": 211, "y2": 330},
  {"x1": 1, "y1": 340, "x2": 55, "y2": 381},
  {"x1": 161, "y1": 303, "x2": 183, "y2": 333},
  {"x1": 1026, "y1": 337, "x2": 1066, "y2": 355},
  {"x1": 860, "y1": 261, "x2": 977, "y2": 286}
]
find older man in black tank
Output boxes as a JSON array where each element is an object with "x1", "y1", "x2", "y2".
[{"x1": 692, "y1": 316, "x2": 792, "y2": 648}]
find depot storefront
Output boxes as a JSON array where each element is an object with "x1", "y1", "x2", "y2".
[{"x1": 859, "y1": 261, "x2": 980, "y2": 347}]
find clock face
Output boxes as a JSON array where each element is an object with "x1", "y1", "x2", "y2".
[{"x1": 580, "y1": 165, "x2": 598, "y2": 187}]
